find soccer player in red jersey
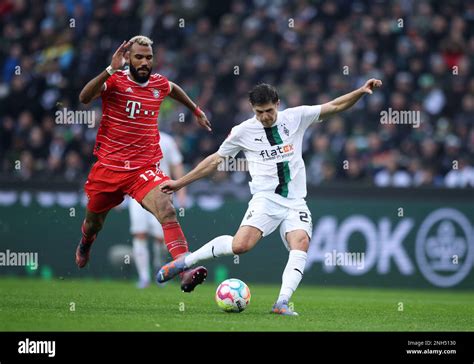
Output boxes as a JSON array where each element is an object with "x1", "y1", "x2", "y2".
[{"x1": 76, "y1": 35, "x2": 210, "y2": 292}]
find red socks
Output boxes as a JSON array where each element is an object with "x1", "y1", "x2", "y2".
[{"x1": 162, "y1": 221, "x2": 189, "y2": 259}]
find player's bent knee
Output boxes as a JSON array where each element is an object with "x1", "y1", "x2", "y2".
[
  {"x1": 84, "y1": 219, "x2": 104, "y2": 234},
  {"x1": 232, "y1": 240, "x2": 251, "y2": 255},
  {"x1": 290, "y1": 236, "x2": 310, "y2": 252}
]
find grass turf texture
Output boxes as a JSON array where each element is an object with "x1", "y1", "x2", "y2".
[{"x1": 0, "y1": 277, "x2": 473, "y2": 331}]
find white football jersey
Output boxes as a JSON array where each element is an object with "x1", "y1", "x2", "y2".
[
  {"x1": 217, "y1": 105, "x2": 322, "y2": 200},
  {"x1": 158, "y1": 132, "x2": 183, "y2": 175}
]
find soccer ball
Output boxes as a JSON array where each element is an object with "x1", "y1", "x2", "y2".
[{"x1": 215, "y1": 278, "x2": 251, "y2": 313}]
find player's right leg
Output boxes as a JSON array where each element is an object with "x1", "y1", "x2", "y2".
[
  {"x1": 156, "y1": 226, "x2": 263, "y2": 283},
  {"x1": 77, "y1": 162, "x2": 125, "y2": 268},
  {"x1": 75, "y1": 208, "x2": 110, "y2": 268}
]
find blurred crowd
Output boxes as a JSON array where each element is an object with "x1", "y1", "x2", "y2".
[{"x1": 0, "y1": 0, "x2": 473, "y2": 188}]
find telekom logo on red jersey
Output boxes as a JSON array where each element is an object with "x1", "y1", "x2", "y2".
[
  {"x1": 125, "y1": 100, "x2": 157, "y2": 119},
  {"x1": 125, "y1": 100, "x2": 141, "y2": 119}
]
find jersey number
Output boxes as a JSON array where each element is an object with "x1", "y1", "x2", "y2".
[
  {"x1": 299, "y1": 211, "x2": 310, "y2": 223},
  {"x1": 139, "y1": 169, "x2": 157, "y2": 181}
]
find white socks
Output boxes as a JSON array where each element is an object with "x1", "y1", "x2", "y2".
[
  {"x1": 184, "y1": 235, "x2": 234, "y2": 267},
  {"x1": 132, "y1": 237, "x2": 150, "y2": 282},
  {"x1": 278, "y1": 250, "x2": 307, "y2": 303}
]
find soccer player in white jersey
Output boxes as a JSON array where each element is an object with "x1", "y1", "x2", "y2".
[
  {"x1": 129, "y1": 132, "x2": 186, "y2": 288},
  {"x1": 157, "y1": 79, "x2": 382, "y2": 315}
]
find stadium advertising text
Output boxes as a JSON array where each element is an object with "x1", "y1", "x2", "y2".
[{"x1": 307, "y1": 208, "x2": 473, "y2": 287}]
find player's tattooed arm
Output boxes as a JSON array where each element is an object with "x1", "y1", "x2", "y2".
[
  {"x1": 168, "y1": 81, "x2": 212, "y2": 132},
  {"x1": 160, "y1": 152, "x2": 223, "y2": 193},
  {"x1": 79, "y1": 40, "x2": 131, "y2": 104},
  {"x1": 320, "y1": 78, "x2": 382, "y2": 118}
]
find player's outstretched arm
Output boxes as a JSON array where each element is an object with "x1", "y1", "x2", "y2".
[
  {"x1": 320, "y1": 78, "x2": 382, "y2": 118},
  {"x1": 79, "y1": 40, "x2": 131, "y2": 104},
  {"x1": 170, "y1": 162, "x2": 187, "y2": 207},
  {"x1": 168, "y1": 82, "x2": 212, "y2": 132},
  {"x1": 160, "y1": 152, "x2": 223, "y2": 194}
]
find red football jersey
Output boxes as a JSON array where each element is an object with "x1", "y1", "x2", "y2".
[{"x1": 94, "y1": 70, "x2": 171, "y2": 171}]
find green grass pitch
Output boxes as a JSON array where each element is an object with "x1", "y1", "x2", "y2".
[{"x1": 0, "y1": 277, "x2": 473, "y2": 331}]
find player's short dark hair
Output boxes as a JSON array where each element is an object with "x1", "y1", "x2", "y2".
[{"x1": 248, "y1": 83, "x2": 279, "y2": 105}]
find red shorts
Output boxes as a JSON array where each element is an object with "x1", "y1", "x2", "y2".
[{"x1": 84, "y1": 161, "x2": 170, "y2": 213}]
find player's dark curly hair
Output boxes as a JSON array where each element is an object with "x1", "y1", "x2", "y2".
[{"x1": 248, "y1": 83, "x2": 279, "y2": 105}]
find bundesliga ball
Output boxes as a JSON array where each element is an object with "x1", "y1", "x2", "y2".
[{"x1": 215, "y1": 278, "x2": 251, "y2": 313}]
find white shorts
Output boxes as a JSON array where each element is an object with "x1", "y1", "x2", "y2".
[
  {"x1": 240, "y1": 194, "x2": 312, "y2": 251},
  {"x1": 129, "y1": 197, "x2": 164, "y2": 238}
]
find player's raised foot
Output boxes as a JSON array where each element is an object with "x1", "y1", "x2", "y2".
[
  {"x1": 75, "y1": 240, "x2": 92, "y2": 268},
  {"x1": 180, "y1": 266, "x2": 207, "y2": 293},
  {"x1": 271, "y1": 300, "x2": 299, "y2": 316},
  {"x1": 156, "y1": 253, "x2": 190, "y2": 283}
]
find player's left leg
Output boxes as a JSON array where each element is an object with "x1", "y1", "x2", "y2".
[
  {"x1": 127, "y1": 165, "x2": 207, "y2": 292},
  {"x1": 141, "y1": 185, "x2": 207, "y2": 292},
  {"x1": 271, "y1": 204, "x2": 312, "y2": 316},
  {"x1": 141, "y1": 186, "x2": 189, "y2": 257},
  {"x1": 271, "y1": 229, "x2": 309, "y2": 316}
]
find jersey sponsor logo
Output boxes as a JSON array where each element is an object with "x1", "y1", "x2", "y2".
[
  {"x1": 254, "y1": 136, "x2": 264, "y2": 142},
  {"x1": 125, "y1": 100, "x2": 141, "y2": 119},
  {"x1": 259, "y1": 143, "x2": 294, "y2": 161},
  {"x1": 125, "y1": 100, "x2": 156, "y2": 119}
]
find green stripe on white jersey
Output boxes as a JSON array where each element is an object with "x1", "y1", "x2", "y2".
[{"x1": 217, "y1": 105, "x2": 322, "y2": 199}]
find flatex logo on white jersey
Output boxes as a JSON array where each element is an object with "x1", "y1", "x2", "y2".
[
  {"x1": 415, "y1": 208, "x2": 474, "y2": 287},
  {"x1": 18, "y1": 338, "x2": 55, "y2": 357},
  {"x1": 125, "y1": 100, "x2": 157, "y2": 119}
]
